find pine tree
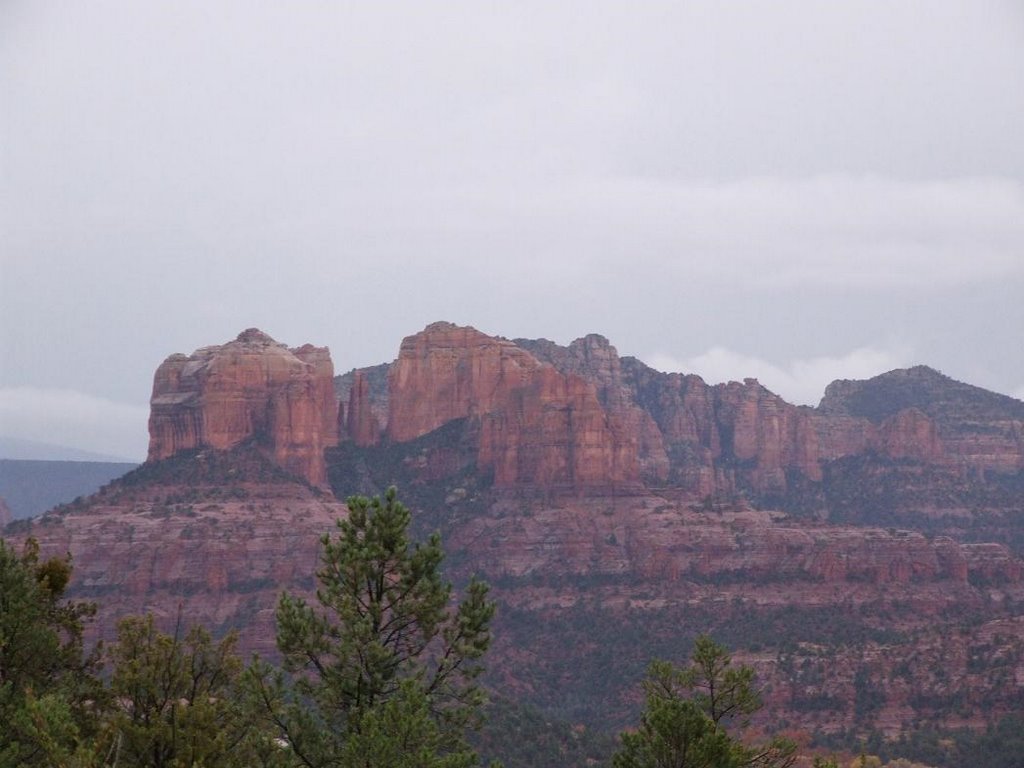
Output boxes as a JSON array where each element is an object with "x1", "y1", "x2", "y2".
[
  {"x1": 247, "y1": 487, "x2": 496, "y2": 768},
  {"x1": 613, "y1": 636, "x2": 797, "y2": 768},
  {"x1": 104, "y1": 613, "x2": 284, "y2": 767}
]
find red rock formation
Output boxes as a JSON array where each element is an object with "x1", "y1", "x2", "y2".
[
  {"x1": 939, "y1": 423, "x2": 1024, "y2": 474},
  {"x1": 346, "y1": 371, "x2": 381, "y2": 446},
  {"x1": 624, "y1": 361, "x2": 1022, "y2": 501},
  {"x1": 962, "y1": 543, "x2": 1024, "y2": 583},
  {"x1": 876, "y1": 408, "x2": 945, "y2": 462},
  {"x1": 715, "y1": 379, "x2": 823, "y2": 490},
  {"x1": 17, "y1": 319, "x2": 1024, "y2": 738},
  {"x1": 11, "y1": 454, "x2": 347, "y2": 657},
  {"x1": 142, "y1": 323, "x2": 1023, "y2": 500},
  {"x1": 335, "y1": 325, "x2": 1024, "y2": 513},
  {"x1": 385, "y1": 323, "x2": 640, "y2": 491},
  {"x1": 386, "y1": 323, "x2": 542, "y2": 441},
  {"x1": 633, "y1": 373, "x2": 949, "y2": 497},
  {"x1": 13, "y1": 450, "x2": 1024, "y2": 737},
  {"x1": 516, "y1": 335, "x2": 670, "y2": 483},
  {"x1": 810, "y1": 412, "x2": 875, "y2": 461},
  {"x1": 448, "y1": 497, "x2": 1007, "y2": 588},
  {"x1": 338, "y1": 363, "x2": 390, "y2": 445},
  {"x1": 148, "y1": 329, "x2": 339, "y2": 486}
]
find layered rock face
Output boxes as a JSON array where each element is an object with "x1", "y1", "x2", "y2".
[
  {"x1": 448, "y1": 497, "x2": 1013, "y2": 587},
  {"x1": 337, "y1": 324, "x2": 1024, "y2": 505},
  {"x1": 21, "y1": 457, "x2": 1024, "y2": 736},
  {"x1": 148, "y1": 329, "x2": 339, "y2": 486},
  {"x1": 516, "y1": 335, "x2": 670, "y2": 483},
  {"x1": 351, "y1": 322, "x2": 640, "y2": 491},
  {"x1": 419, "y1": 491, "x2": 1024, "y2": 735},
  {"x1": 533, "y1": 347, "x2": 1019, "y2": 504},
  {"x1": 344, "y1": 371, "x2": 381, "y2": 446},
  {"x1": 12, "y1": 449, "x2": 347, "y2": 656}
]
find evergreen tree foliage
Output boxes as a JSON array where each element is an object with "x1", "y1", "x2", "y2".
[
  {"x1": 613, "y1": 636, "x2": 796, "y2": 768},
  {"x1": 247, "y1": 487, "x2": 496, "y2": 768},
  {"x1": 0, "y1": 538, "x2": 104, "y2": 767},
  {"x1": 104, "y1": 613, "x2": 284, "y2": 768}
]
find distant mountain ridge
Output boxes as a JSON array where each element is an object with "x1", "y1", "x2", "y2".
[
  {"x1": 819, "y1": 364, "x2": 1024, "y2": 424},
  {"x1": 0, "y1": 434, "x2": 140, "y2": 463},
  {"x1": 0, "y1": 459, "x2": 139, "y2": 520}
]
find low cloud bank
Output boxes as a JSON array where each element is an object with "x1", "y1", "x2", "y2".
[
  {"x1": 644, "y1": 345, "x2": 910, "y2": 406},
  {"x1": 0, "y1": 388, "x2": 148, "y2": 461}
]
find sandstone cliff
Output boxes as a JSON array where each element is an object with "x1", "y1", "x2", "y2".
[
  {"x1": 335, "y1": 324, "x2": 1024, "y2": 513},
  {"x1": 148, "y1": 329, "x2": 339, "y2": 486},
  {"x1": 516, "y1": 334, "x2": 670, "y2": 483},
  {"x1": 352, "y1": 322, "x2": 641, "y2": 492}
]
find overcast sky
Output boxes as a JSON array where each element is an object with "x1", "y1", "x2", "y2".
[{"x1": 2, "y1": 1, "x2": 1023, "y2": 461}]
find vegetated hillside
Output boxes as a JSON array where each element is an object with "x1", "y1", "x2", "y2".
[
  {"x1": 0, "y1": 459, "x2": 138, "y2": 519},
  {"x1": 9, "y1": 323, "x2": 1024, "y2": 768},
  {"x1": 819, "y1": 365, "x2": 1024, "y2": 425},
  {"x1": 5, "y1": 444, "x2": 345, "y2": 655},
  {"x1": 326, "y1": 426, "x2": 1024, "y2": 738},
  {"x1": 471, "y1": 696, "x2": 618, "y2": 768}
]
